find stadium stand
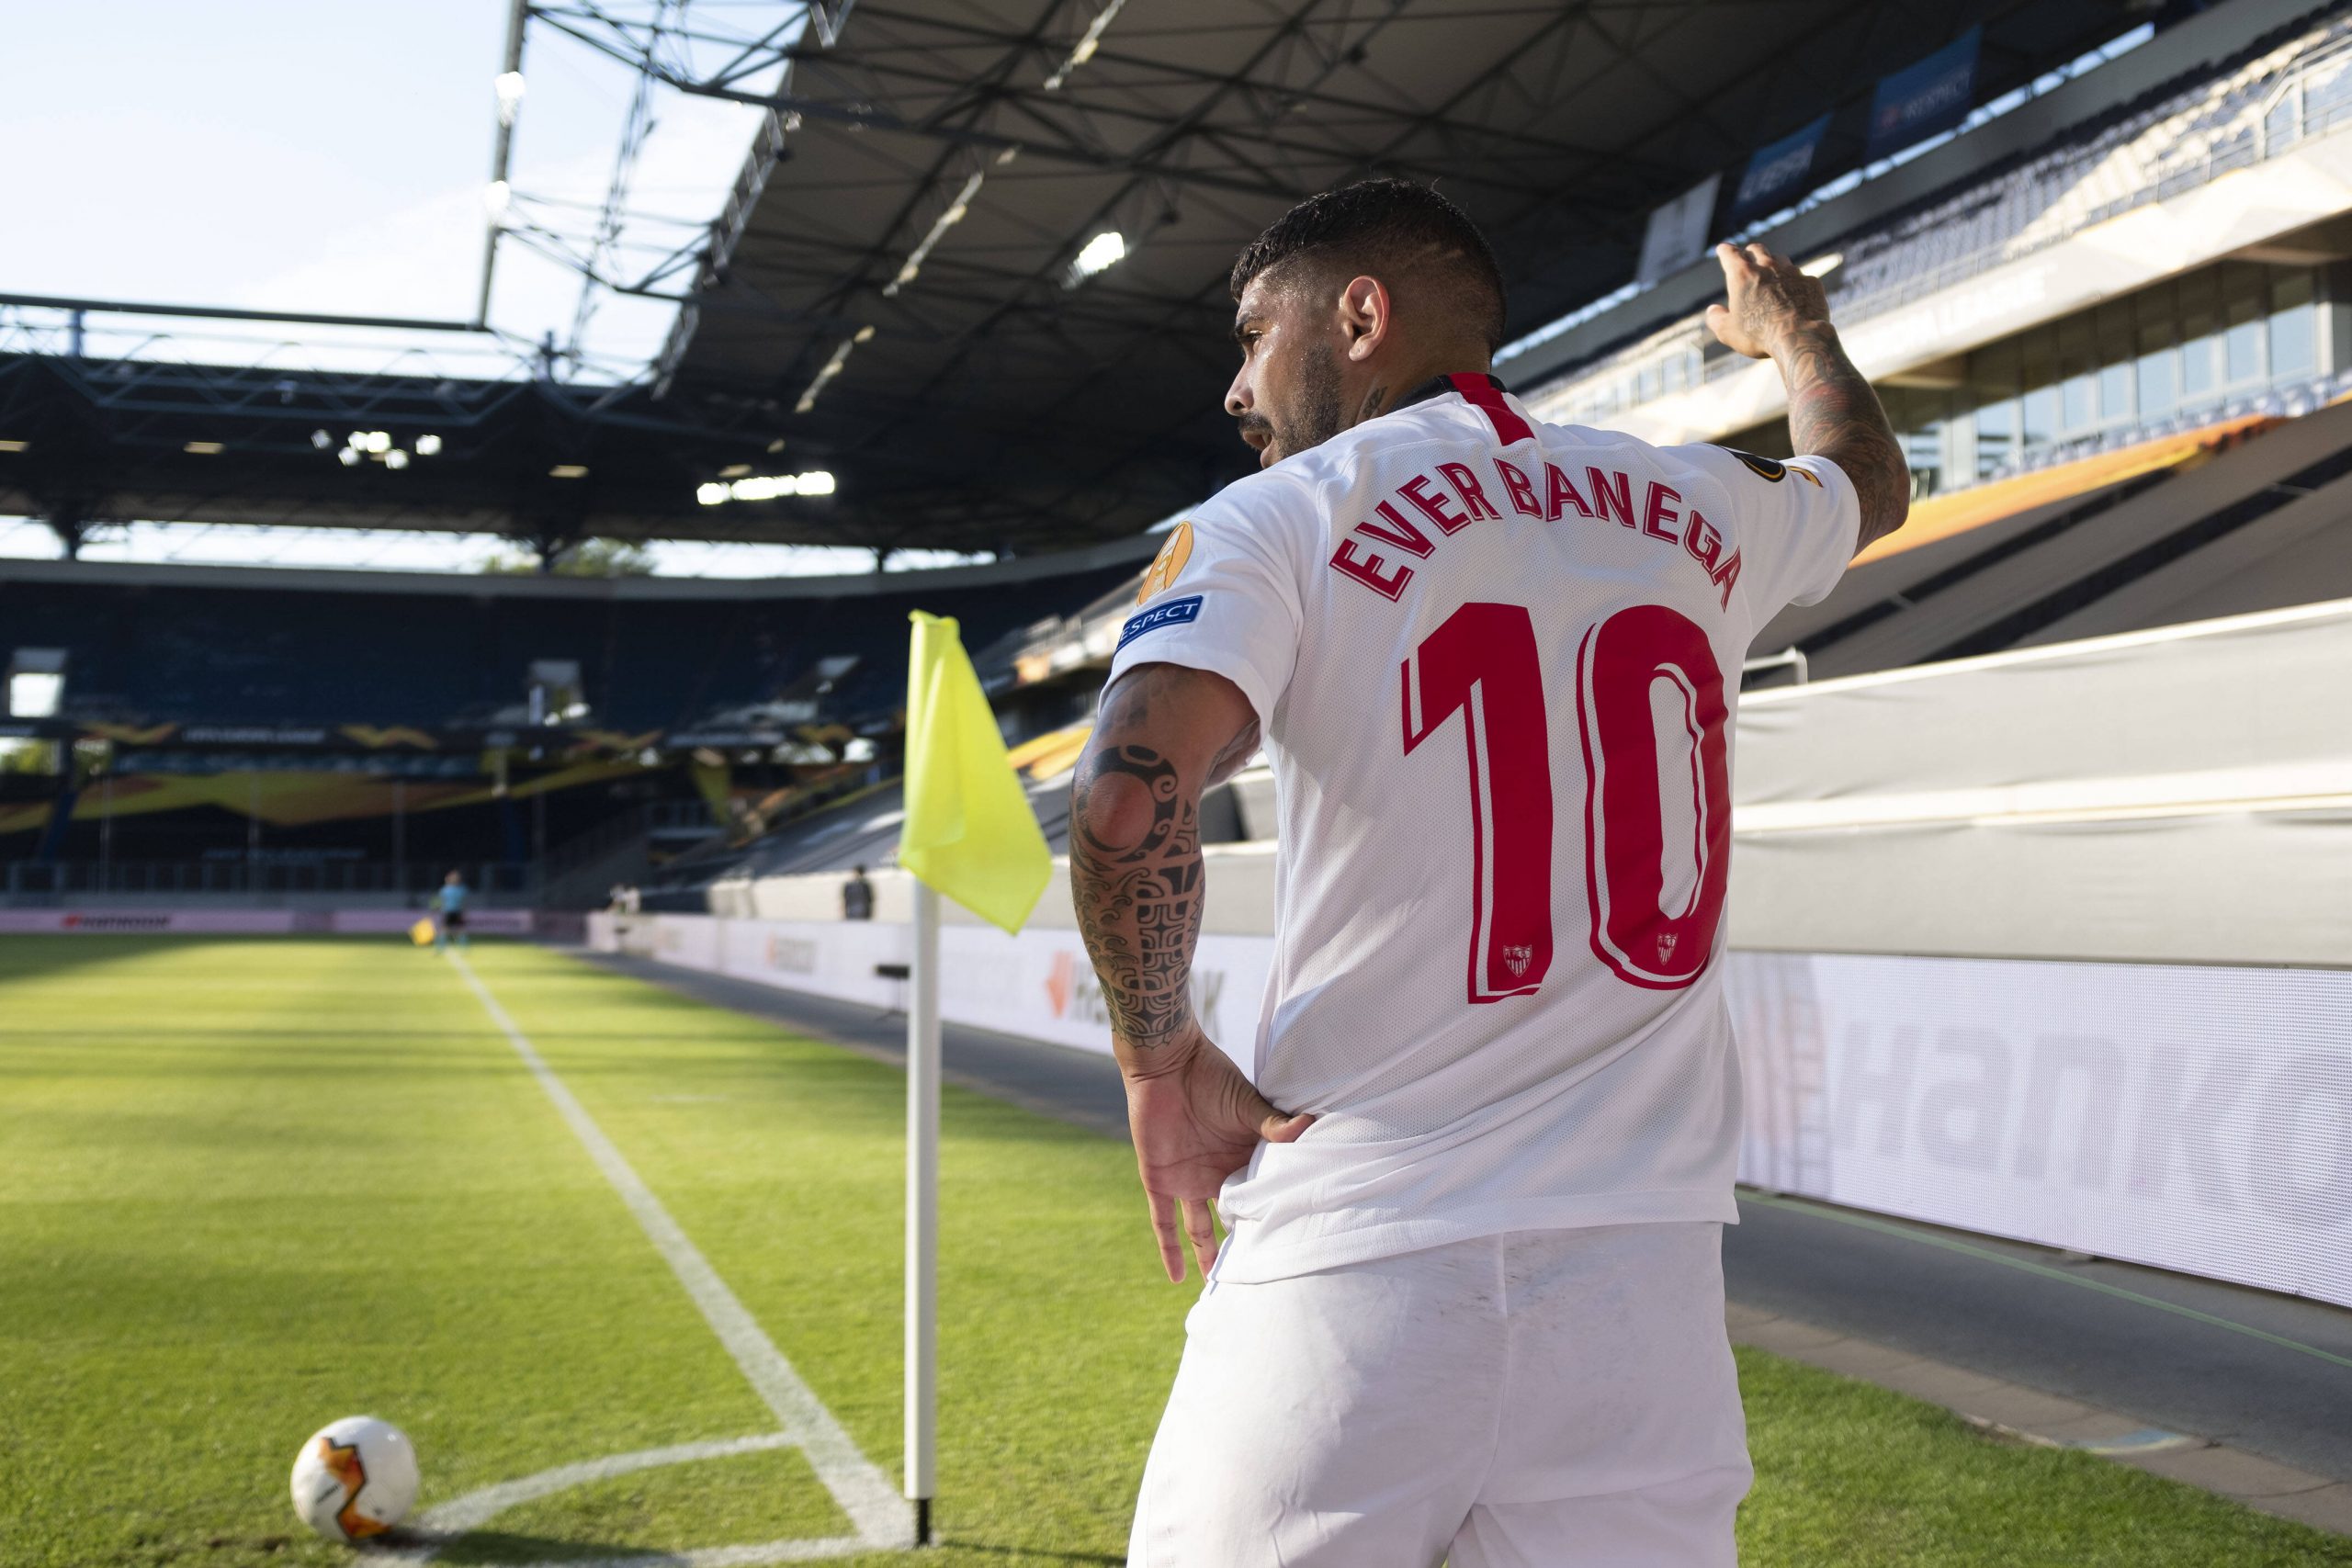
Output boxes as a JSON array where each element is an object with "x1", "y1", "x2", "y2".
[
  {"x1": 1826, "y1": 18, "x2": 2352, "y2": 330},
  {"x1": 0, "y1": 557, "x2": 1141, "y2": 733},
  {"x1": 0, "y1": 548, "x2": 1148, "y2": 904},
  {"x1": 1535, "y1": 4, "x2": 2352, "y2": 451}
]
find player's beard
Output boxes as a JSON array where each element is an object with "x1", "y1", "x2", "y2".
[
  {"x1": 1246, "y1": 340, "x2": 1347, "y2": 466},
  {"x1": 1283, "y1": 339, "x2": 1348, "y2": 459}
]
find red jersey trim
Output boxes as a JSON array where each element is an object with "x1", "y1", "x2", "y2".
[{"x1": 1448, "y1": 372, "x2": 1535, "y2": 446}]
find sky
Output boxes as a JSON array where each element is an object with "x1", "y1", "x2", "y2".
[{"x1": 0, "y1": 1, "x2": 968, "y2": 577}]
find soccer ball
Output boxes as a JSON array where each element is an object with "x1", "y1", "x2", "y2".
[{"x1": 289, "y1": 1416, "x2": 420, "y2": 1543}]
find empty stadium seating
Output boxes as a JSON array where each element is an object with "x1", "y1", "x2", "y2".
[
  {"x1": 1545, "y1": 4, "x2": 2352, "y2": 440},
  {"x1": 0, "y1": 561, "x2": 1140, "y2": 733},
  {"x1": 1829, "y1": 17, "x2": 2352, "y2": 327}
]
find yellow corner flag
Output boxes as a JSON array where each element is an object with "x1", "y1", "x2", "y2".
[{"x1": 900, "y1": 610, "x2": 1052, "y2": 934}]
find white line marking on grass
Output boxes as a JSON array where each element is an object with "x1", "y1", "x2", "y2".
[
  {"x1": 417, "y1": 1434, "x2": 799, "y2": 1538},
  {"x1": 449, "y1": 954, "x2": 911, "y2": 1554},
  {"x1": 377, "y1": 1435, "x2": 870, "y2": 1567}
]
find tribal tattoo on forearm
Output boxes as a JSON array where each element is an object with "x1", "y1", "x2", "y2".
[
  {"x1": 1069, "y1": 739, "x2": 1205, "y2": 1053},
  {"x1": 1778, "y1": 327, "x2": 1911, "y2": 553}
]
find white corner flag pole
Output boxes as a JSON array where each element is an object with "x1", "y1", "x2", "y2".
[{"x1": 906, "y1": 877, "x2": 941, "y2": 1547}]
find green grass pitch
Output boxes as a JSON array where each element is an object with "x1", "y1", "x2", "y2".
[{"x1": 1, "y1": 935, "x2": 2344, "y2": 1566}]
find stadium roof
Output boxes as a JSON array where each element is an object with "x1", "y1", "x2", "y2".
[
  {"x1": 596, "y1": 0, "x2": 2145, "y2": 554},
  {"x1": 4, "y1": 0, "x2": 2143, "y2": 558}
]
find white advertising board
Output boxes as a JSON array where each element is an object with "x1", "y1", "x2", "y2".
[
  {"x1": 1727, "y1": 951, "x2": 2352, "y2": 1309},
  {"x1": 0, "y1": 908, "x2": 538, "y2": 936},
  {"x1": 594, "y1": 914, "x2": 2351, "y2": 1308},
  {"x1": 328, "y1": 908, "x2": 540, "y2": 936},
  {"x1": 594, "y1": 913, "x2": 1270, "y2": 1066}
]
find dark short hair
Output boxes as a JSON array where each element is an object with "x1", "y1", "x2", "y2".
[{"x1": 1228, "y1": 179, "x2": 1508, "y2": 351}]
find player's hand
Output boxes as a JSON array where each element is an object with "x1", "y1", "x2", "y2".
[
  {"x1": 1705, "y1": 242, "x2": 1834, "y2": 361},
  {"x1": 1121, "y1": 1029, "x2": 1312, "y2": 1283}
]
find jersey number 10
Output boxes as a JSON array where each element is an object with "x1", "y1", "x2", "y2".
[{"x1": 1401, "y1": 601, "x2": 1732, "y2": 1002}]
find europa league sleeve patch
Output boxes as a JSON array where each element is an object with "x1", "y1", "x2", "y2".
[{"x1": 1136, "y1": 520, "x2": 1196, "y2": 604}]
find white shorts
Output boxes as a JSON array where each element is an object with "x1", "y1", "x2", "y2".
[{"x1": 1129, "y1": 1222, "x2": 1750, "y2": 1568}]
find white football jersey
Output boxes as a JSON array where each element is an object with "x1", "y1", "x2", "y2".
[{"x1": 1105, "y1": 374, "x2": 1858, "y2": 1284}]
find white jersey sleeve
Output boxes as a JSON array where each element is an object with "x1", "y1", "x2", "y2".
[
  {"x1": 1668, "y1": 445, "x2": 1861, "y2": 613},
  {"x1": 1103, "y1": 501, "x2": 1305, "y2": 732}
]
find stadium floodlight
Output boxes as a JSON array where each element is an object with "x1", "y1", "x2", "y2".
[
  {"x1": 337, "y1": 446, "x2": 361, "y2": 467},
  {"x1": 1070, "y1": 230, "x2": 1126, "y2": 284},
  {"x1": 1042, "y1": 0, "x2": 1126, "y2": 90},
  {"x1": 0, "y1": 439, "x2": 27, "y2": 453},
  {"x1": 883, "y1": 169, "x2": 989, "y2": 299},
  {"x1": 493, "y1": 70, "x2": 526, "y2": 127},
  {"x1": 6, "y1": 649, "x2": 65, "y2": 719},
  {"x1": 484, "y1": 180, "x2": 513, "y2": 221},
  {"x1": 548, "y1": 464, "x2": 590, "y2": 479},
  {"x1": 7, "y1": 672, "x2": 62, "y2": 718},
  {"x1": 183, "y1": 441, "x2": 225, "y2": 456},
  {"x1": 364, "y1": 431, "x2": 392, "y2": 455},
  {"x1": 310, "y1": 429, "x2": 333, "y2": 450},
  {"x1": 794, "y1": 330, "x2": 868, "y2": 415},
  {"x1": 415, "y1": 434, "x2": 443, "y2": 457},
  {"x1": 719, "y1": 470, "x2": 837, "y2": 502},
  {"x1": 385, "y1": 450, "x2": 411, "y2": 470}
]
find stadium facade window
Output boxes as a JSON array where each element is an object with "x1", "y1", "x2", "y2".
[
  {"x1": 2225, "y1": 297, "x2": 2265, "y2": 384},
  {"x1": 2061, "y1": 372, "x2": 2095, "y2": 432},
  {"x1": 2137, "y1": 322, "x2": 2177, "y2": 416},
  {"x1": 2269, "y1": 272, "x2": 2318, "y2": 379},
  {"x1": 1871, "y1": 383, "x2": 1962, "y2": 502},
  {"x1": 2098, "y1": 361, "x2": 2133, "y2": 424},
  {"x1": 2021, "y1": 385, "x2": 2059, "y2": 448},
  {"x1": 1930, "y1": 261, "x2": 2329, "y2": 490},
  {"x1": 2181, "y1": 313, "x2": 2218, "y2": 399},
  {"x1": 2056, "y1": 317, "x2": 2096, "y2": 432},
  {"x1": 1975, "y1": 400, "x2": 2017, "y2": 482}
]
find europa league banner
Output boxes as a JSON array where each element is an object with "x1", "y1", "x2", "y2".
[
  {"x1": 1867, "y1": 28, "x2": 1982, "y2": 163},
  {"x1": 1730, "y1": 114, "x2": 1831, "y2": 220}
]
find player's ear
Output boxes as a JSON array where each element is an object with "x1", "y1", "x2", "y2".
[{"x1": 1338, "y1": 275, "x2": 1388, "y2": 362}]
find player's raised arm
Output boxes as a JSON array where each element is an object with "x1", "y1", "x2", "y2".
[
  {"x1": 1069, "y1": 660, "x2": 1309, "y2": 1282},
  {"x1": 1706, "y1": 242, "x2": 1909, "y2": 555}
]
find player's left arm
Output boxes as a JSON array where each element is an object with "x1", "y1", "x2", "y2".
[{"x1": 1069, "y1": 660, "x2": 1308, "y2": 1282}]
